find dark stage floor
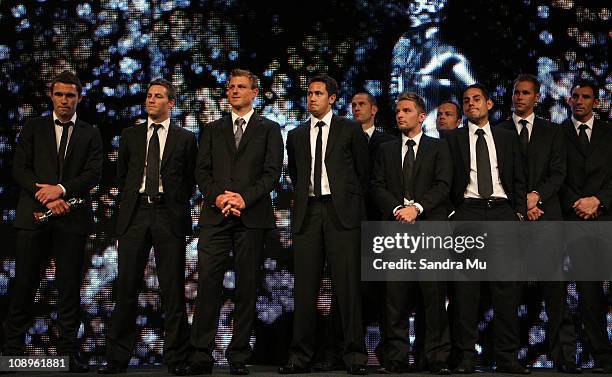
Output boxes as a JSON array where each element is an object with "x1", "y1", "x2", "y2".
[{"x1": 3, "y1": 366, "x2": 608, "y2": 377}]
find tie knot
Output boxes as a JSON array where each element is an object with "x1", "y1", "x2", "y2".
[
  {"x1": 518, "y1": 119, "x2": 529, "y2": 127},
  {"x1": 475, "y1": 128, "x2": 485, "y2": 136},
  {"x1": 315, "y1": 121, "x2": 325, "y2": 129},
  {"x1": 55, "y1": 119, "x2": 73, "y2": 128},
  {"x1": 406, "y1": 139, "x2": 416, "y2": 147},
  {"x1": 579, "y1": 124, "x2": 589, "y2": 131},
  {"x1": 151, "y1": 123, "x2": 162, "y2": 133},
  {"x1": 235, "y1": 118, "x2": 246, "y2": 128}
]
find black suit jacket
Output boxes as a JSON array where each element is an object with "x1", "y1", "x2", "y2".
[
  {"x1": 371, "y1": 135, "x2": 452, "y2": 221},
  {"x1": 445, "y1": 125, "x2": 527, "y2": 215},
  {"x1": 366, "y1": 129, "x2": 397, "y2": 220},
  {"x1": 196, "y1": 113, "x2": 283, "y2": 229},
  {"x1": 287, "y1": 115, "x2": 369, "y2": 232},
  {"x1": 116, "y1": 121, "x2": 197, "y2": 237},
  {"x1": 13, "y1": 116, "x2": 103, "y2": 234},
  {"x1": 497, "y1": 117, "x2": 566, "y2": 220},
  {"x1": 559, "y1": 118, "x2": 612, "y2": 220}
]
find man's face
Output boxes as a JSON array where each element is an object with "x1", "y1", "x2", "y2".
[
  {"x1": 227, "y1": 75, "x2": 258, "y2": 111},
  {"x1": 396, "y1": 99, "x2": 425, "y2": 134},
  {"x1": 50, "y1": 82, "x2": 82, "y2": 120},
  {"x1": 436, "y1": 103, "x2": 461, "y2": 130},
  {"x1": 463, "y1": 88, "x2": 492, "y2": 125},
  {"x1": 568, "y1": 86, "x2": 598, "y2": 121},
  {"x1": 351, "y1": 94, "x2": 377, "y2": 125},
  {"x1": 308, "y1": 81, "x2": 336, "y2": 118},
  {"x1": 512, "y1": 80, "x2": 539, "y2": 117},
  {"x1": 145, "y1": 85, "x2": 174, "y2": 120}
]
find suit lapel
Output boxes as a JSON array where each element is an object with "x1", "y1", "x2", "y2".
[
  {"x1": 587, "y1": 120, "x2": 604, "y2": 157},
  {"x1": 413, "y1": 134, "x2": 431, "y2": 176},
  {"x1": 457, "y1": 127, "x2": 470, "y2": 175},
  {"x1": 300, "y1": 121, "x2": 312, "y2": 163},
  {"x1": 325, "y1": 115, "x2": 340, "y2": 160},
  {"x1": 161, "y1": 122, "x2": 178, "y2": 169},
  {"x1": 491, "y1": 127, "x2": 504, "y2": 174},
  {"x1": 563, "y1": 120, "x2": 585, "y2": 156},
  {"x1": 46, "y1": 117, "x2": 58, "y2": 173},
  {"x1": 63, "y1": 119, "x2": 82, "y2": 162},
  {"x1": 236, "y1": 114, "x2": 258, "y2": 154},
  {"x1": 527, "y1": 118, "x2": 543, "y2": 159},
  {"x1": 135, "y1": 123, "x2": 148, "y2": 176},
  {"x1": 223, "y1": 116, "x2": 237, "y2": 154}
]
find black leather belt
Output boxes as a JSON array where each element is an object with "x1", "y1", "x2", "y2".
[
  {"x1": 463, "y1": 197, "x2": 508, "y2": 208},
  {"x1": 138, "y1": 193, "x2": 165, "y2": 205},
  {"x1": 308, "y1": 194, "x2": 332, "y2": 203}
]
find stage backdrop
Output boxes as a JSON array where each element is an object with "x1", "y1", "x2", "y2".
[{"x1": 0, "y1": 0, "x2": 610, "y2": 368}]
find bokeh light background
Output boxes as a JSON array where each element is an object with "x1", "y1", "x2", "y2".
[{"x1": 0, "y1": 0, "x2": 610, "y2": 368}]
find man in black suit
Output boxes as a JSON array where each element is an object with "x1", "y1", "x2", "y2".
[
  {"x1": 560, "y1": 79, "x2": 612, "y2": 373},
  {"x1": 445, "y1": 84, "x2": 528, "y2": 374},
  {"x1": 371, "y1": 92, "x2": 453, "y2": 374},
  {"x1": 496, "y1": 74, "x2": 577, "y2": 373},
  {"x1": 100, "y1": 79, "x2": 197, "y2": 375},
  {"x1": 280, "y1": 74, "x2": 369, "y2": 375},
  {"x1": 188, "y1": 69, "x2": 283, "y2": 375},
  {"x1": 4, "y1": 71, "x2": 102, "y2": 372}
]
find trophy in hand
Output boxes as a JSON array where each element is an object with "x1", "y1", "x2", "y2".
[{"x1": 33, "y1": 198, "x2": 85, "y2": 224}]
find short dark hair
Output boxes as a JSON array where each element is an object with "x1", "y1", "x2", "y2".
[
  {"x1": 230, "y1": 68, "x2": 259, "y2": 89},
  {"x1": 570, "y1": 79, "x2": 599, "y2": 99},
  {"x1": 308, "y1": 74, "x2": 338, "y2": 97},
  {"x1": 438, "y1": 100, "x2": 462, "y2": 117},
  {"x1": 50, "y1": 70, "x2": 82, "y2": 96},
  {"x1": 396, "y1": 92, "x2": 426, "y2": 114},
  {"x1": 148, "y1": 78, "x2": 177, "y2": 101},
  {"x1": 463, "y1": 83, "x2": 490, "y2": 101},
  {"x1": 353, "y1": 92, "x2": 377, "y2": 107},
  {"x1": 513, "y1": 74, "x2": 541, "y2": 94}
]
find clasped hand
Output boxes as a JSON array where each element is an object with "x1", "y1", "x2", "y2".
[{"x1": 215, "y1": 191, "x2": 246, "y2": 217}]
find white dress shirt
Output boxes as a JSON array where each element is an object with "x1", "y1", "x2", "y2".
[
  {"x1": 571, "y1": 115, "x2": 594, "y2": 141},
  {"x1": 139, "y1": 117, "x2": 170, "y2": 194},
  {"x1": 363, "y1": 124, "x2": 375, "y2": 141},
  {"x1": 231, "y1": 108, "x2": 254, "y2": 133},
  {"x1": 392, "y1": 131, "x2": 424, "y2": 216},
  {"x1": 464, "y1": 122, "x2": 508, "y2": 199},
  {"x1": 309, "y1": 110, "x2": 333, "y2": 196},
  {"x1": 52, "y1": 112, "x2": 77, "y2": 195},
  {"x1": 512, "y1": 112, "x2": 535, "y2": 141}
]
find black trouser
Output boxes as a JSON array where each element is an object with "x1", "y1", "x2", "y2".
[
  {"x1": 384, "y1": 281, "x2": 450, "y2": 367},
  {"x1": 452, "y1": 198, "x2": 521, "y2": 367},
  {"x1": 3, "y1": 225, "x2": 86, "y2": 355},
  {"x1": 106, "y1": 200, "x2": 189, "y2": 366},
  {"x1": 190, "y1": 218, "x2": 264, "y2": 364},
  {"x1": 575, "y1": 281, "x2": 612, "y2": 367},
  {"x1": 288, "y1": 197, "x2": 368, "y2": 367}
]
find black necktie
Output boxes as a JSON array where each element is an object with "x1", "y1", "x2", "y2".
[
  {"x1": 313, "y1": 121, "x2": 324, "y2": 197},
  {"x1": 235, "y1": 117, "x2": 245, "y2": 148},
  {"x1": 55, "y1": 119, "x2": 73, "y2": 181},
  {"x1": 365, "y1": 132, "x2": 370, "y2": 143},
  {"x1": 578, "y1": 124, "x2": 589, "y2": 154},
  {"x1": 475, "y1": 128, "x2": 493, "y2": 198},
  {"x1": 402, "y1": 139, "x2": 416, "y2": 200},
  {"x1": 145, "y1": 123, "x2": 162, "y2": 197},
  {"x1": 518, "y1": 119, "x2": 529, "y2": 154}
]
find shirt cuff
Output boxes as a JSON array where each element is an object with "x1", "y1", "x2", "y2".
[
  {"x1": 392, "y1": 205, "x2": 403, "y2": 216},
  {"x1": 413, "y1": 202, "x2": 424, "y2": 215},
  {"x1": 58, "y1": 184, "x2": 66, "y2": 197}
]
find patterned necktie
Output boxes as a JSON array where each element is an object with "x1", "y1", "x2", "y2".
[
  {"x1": 475, "y1": 128, "x2": 493, "y2": 198},
  {"x1": 313, "y1": 121, "x2": 324, "y2": 197},
  {"x1": 578, "y1": 124, "x2": 589, "y2": 155},
  {"x1": 402, "y1": 139, "x2": 416, "y2": 200},
  {"x1": 518, "y1": 119, "x2": 529, "y2": 154},
  {"x1": 235, "y1": 118, "x2": 245, "y2": 148},
  {"x1": 145, "y1": 123, "x2": 162, "y2": 197},
  {"x1": 55, "y1": 119, "x2": 73, "y2": 181}
]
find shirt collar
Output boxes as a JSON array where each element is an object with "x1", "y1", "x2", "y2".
[
  {"x1": 468, "y1": 121, "x2": 491, "y2": 135},
  {"x1": 512, "y1": 112, "x2": 535, "y2": 126},
  {"x1": 147, "y1": 117, "x2": 171, "y2": 130},
  {"x1": 310, "y1": 110, "x2": 334, "y2": 129},
  {"x1": 53, "y1": 112, "x2": 77, "y2": 125},
  {"x1": 363, "y1": 124, "x2": 375, "y2": 138},
  {"x1": 231, "y1": 108, "x2": 255, "y2": 126},
  {"x1": 402, "y1": 130, "x2": 423, "y2": 146},
  {"x1": 571, "y1": 115, "x2": 594, "y2": 130}
]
